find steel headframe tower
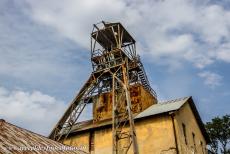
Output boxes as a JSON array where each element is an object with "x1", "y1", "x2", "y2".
[{"x1": 49, "y1": 21, "x2": 157, "y2": 154}]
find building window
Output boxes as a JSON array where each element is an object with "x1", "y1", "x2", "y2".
[
  {"x1": 192, "y1": 132, "x2": 196, "y2": 151},
  {"x1": 182, "y1": 123, "x2": 187, "y2": 145},
  {"x1": 89, "y1": 131, "x2": 95, "y2": 152},
  {"x1": 201, "y1": 141, "x2": 204, "y2": 154}
]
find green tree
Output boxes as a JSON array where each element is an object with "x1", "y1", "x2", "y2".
[
  {"x1": 205, "y1": 115, "x2": 230, "y2": 154},
  {"x1": 206, "y1": 122, "x2": 219, "y2": 154}
]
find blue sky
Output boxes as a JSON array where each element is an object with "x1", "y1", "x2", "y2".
[{"x1": 0, "y1": 0, "x2": 229, "y2": 136}]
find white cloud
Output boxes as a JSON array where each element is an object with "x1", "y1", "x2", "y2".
[
  {"x1": 17, "y1": 0, "x2": 230, "y2": 69},
  {"x1": 198, "y1": 71, "x2": 222, "y2": 88},
  {"x1": 216, "y1": 42, "x2": 230, "y2": 62},
  {"x1": 152, "y1": 34, "x2": 194, "y2": 55},
  {"x1": 217, "y1": 50, "x2": 230, "y2": 62},
  {"x1": 20, "y1": 0, "x2": 127, "y2": 49},
  {"x1": 0, "y1": 3, "x2": 91, "y2": 95},
  {"x1": 0, "y1": 86, "x2": 66, "y2": 136}
]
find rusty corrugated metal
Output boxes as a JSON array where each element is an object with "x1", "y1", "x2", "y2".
[
  {"x1": 0, "y1": 119, "x2": 86, "y2": 154},
  {"x1": 92, "y1": 83, "x2": 157, "y2": 122}
]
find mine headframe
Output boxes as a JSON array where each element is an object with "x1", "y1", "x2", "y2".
[
  {"x1": 49, "y1": 21, "x2": 157, "y2": 154},
  {"x1": 90, "y1": 21, "x2": 156, "y2": 96}
]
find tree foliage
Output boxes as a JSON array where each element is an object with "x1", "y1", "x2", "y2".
[{"x1": 205, "y1": 115, "x2": 230, "y2": 154}]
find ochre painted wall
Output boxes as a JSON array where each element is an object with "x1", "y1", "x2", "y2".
[
  {"x1": 64, "y1": 115, "x2": 176, "y2": 154},
  {"x1": 63, "y1": 132, "x2": 90, "y2": 153},
  {"x1": 94, "y1": 127, "x2": 112, "y2": 153},
  {"x1": 63, "y1": 101, "x2": 207, "y2": 154},
  {"x1": 135, "y1": 115, "x2": 176, "y2": 154},
  {"x1": 174, "y1": 103, "x2": 207, "y2": 154}
]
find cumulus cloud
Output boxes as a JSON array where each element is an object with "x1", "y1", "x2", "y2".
[
  {"x1": 216, "y1": 42, "x2": 230, "y2": 63},
  {"x1": 0, "y1": 1, "x2": 91, "y2": 99},
  {"x1": 198, "y1": 71, "x2": 222, "y2": 88},
  {"x1": 0, "y1": 86, "x2": 66, "y2": 136},
  {"x1": 16, "y1": 0, "x2": 230, "y2": 69}
]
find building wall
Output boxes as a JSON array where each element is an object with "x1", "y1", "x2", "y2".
[
  {"x1": 135, "y1": 115, "x2": 176, "y2": 154},
  {"x1": 63, "y1": 132, "x2": 90, "y2": 153},
  {"x1": 94, "y1": 127, "x2": 112, "y2": 153},
  {"x1": 64, "y1": 115, "x2": 176, "y2": 154},
  {"x1": 174, "y1": 103, "x2": 207, "y2": 154},
  {"x1": 63, "y1": 102, "x2": 207, "y2": 154},
  {"x1": 93, "y1": 84, "x2": 157, "y2": 122}
]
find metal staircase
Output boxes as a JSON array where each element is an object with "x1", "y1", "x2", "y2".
[{"x1": 137, "y1": 58, "x2": 156, "y2": 97}]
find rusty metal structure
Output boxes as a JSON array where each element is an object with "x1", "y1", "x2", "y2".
[{"x1": 49, "y1": 21, "x2": 157, "y2": 154}]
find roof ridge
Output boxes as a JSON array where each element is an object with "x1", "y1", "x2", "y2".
[
  {"x1": 4, "y1": 119, "x2": 50, "y2": 139},
  {"x1": 0, "y1": 119, "x2": 5, "y2": 128},
  {"x1": 159, "y1": 96, "x2": 191, "y2": 104},
  {"x1": 0, "y1": 119, "x2": 87, "y2": 153},
  {"x1": 1, "y1": 119, "x2": 71, "y2": 145}
]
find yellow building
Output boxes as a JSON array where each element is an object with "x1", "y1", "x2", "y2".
[{"x1": 62, "y1": 96, "x2": 209, "y2": 154}]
